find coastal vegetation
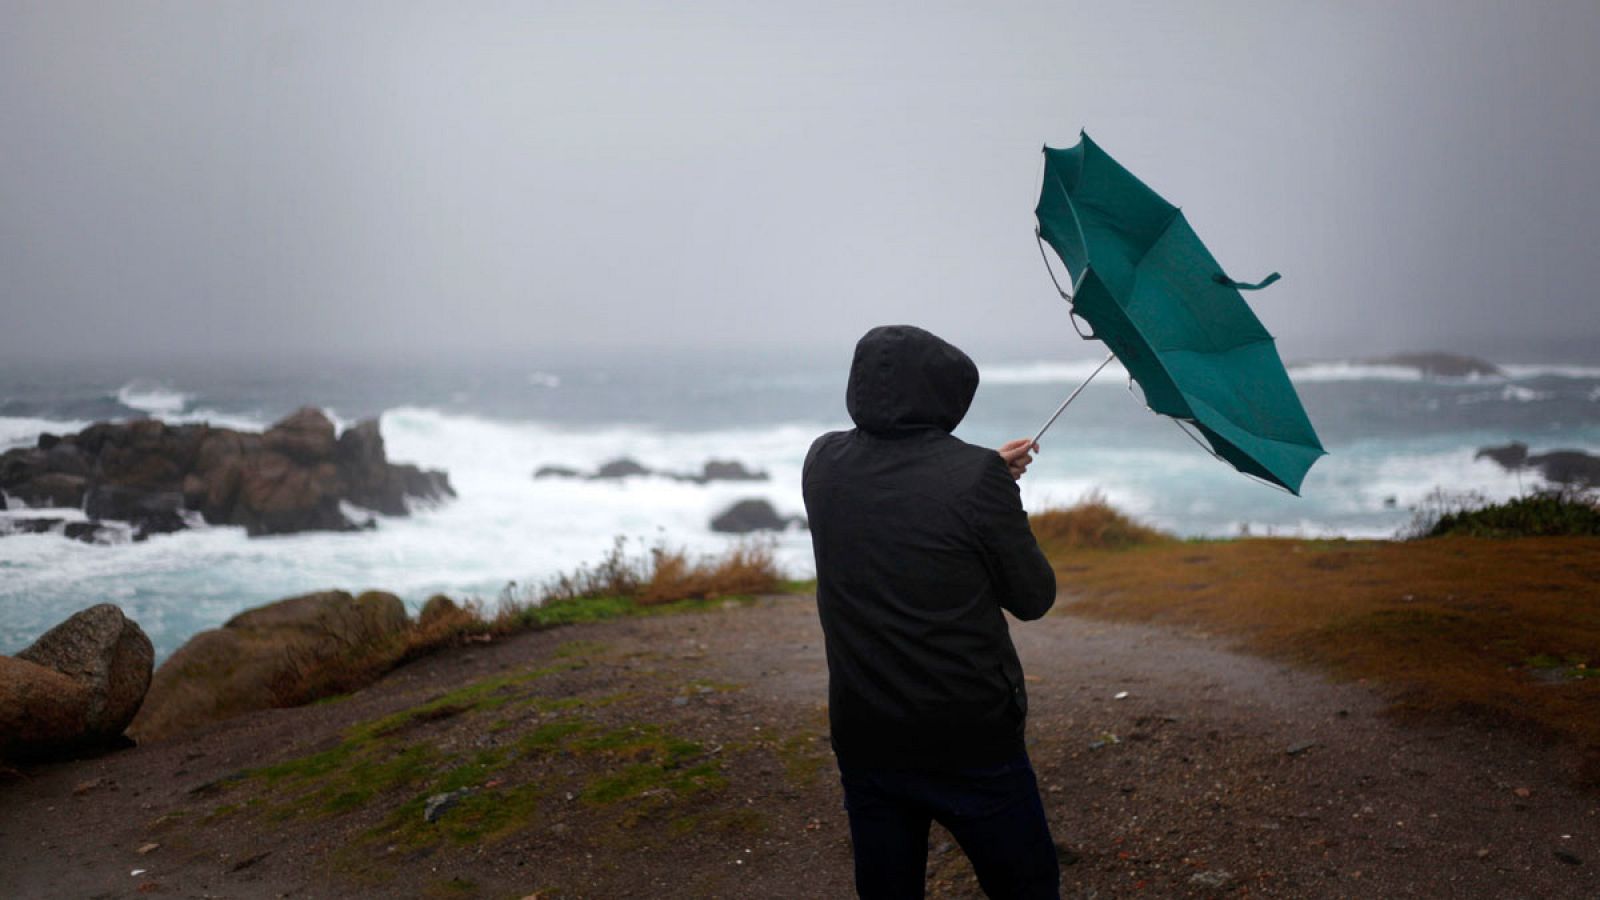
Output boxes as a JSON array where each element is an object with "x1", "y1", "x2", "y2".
[
  {"x1": 1407, "y1": 487, "x2": 1600, "y2": 538},
  {"x1": 1043, "y1": 529, "x2": 1600, "y2": 782}
]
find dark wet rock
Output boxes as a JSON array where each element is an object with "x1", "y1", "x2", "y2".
[
  {"x1": 534, "y1": 465, "x2": 582, "y2": 479},
  {"x1": 1475, "y1": 442, "x2": 1600, "y2": 487},
  {"x1": 0, "y1": 517, "x2": 121, "y2": 543},
  {"x1": 85, "y1": 485, "x2": 181, "y2": 521},
  {"x1": 2, "y1": 604, "x2": 154, "y2": 760},
  {"x1": 43, "y1": 441, "x2": 90, "y2": 477},
  {"x1": 11, "y1": 472, "x2": 87, "y2": 508},
  {"x1": 539, "y1": 457, "x2": 769, "y2": 484},
  {"x1": 1, "y1": 408, "x2": 451, "y2": 540},
  {"x1": 710, "y1": 498, "x2": 806, "y2": 534},
  {"x1": 1528, "y1": 450, "x2": 1600, "y2": 487},
  {"x1": 131, "y1": 590, "x2": 411, "y2": 742},
  {"x1": 66, "y1": 520, "x2": 125, "y2": 543},
  {"x1": 592, "y1": 458, "x2": 652, "y2": 480},
  {"x1": 693, "y1": 460, "x2": 769, "y2": 484},
  {"x1": 1475, "y1": 442, "x2": 1529, "y2": 469},
  {"x1": 263, "y1": 407, "x2": 337, "y2": 464}
]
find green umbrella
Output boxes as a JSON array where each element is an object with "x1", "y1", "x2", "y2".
[{"x1": 1031, "y1": 131, "x2": 1325, "y2": 495}]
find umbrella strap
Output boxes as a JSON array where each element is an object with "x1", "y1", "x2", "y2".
[
  {"x1": 1035, "y1": 230, "x2": 1073, "y2": 301},
  {"x1": 1214, "y1": 272, "x2": 1282, "y2": 291},
  {"x1": 1036, "y1": 230, "x2": 1098, "y2": 341}
]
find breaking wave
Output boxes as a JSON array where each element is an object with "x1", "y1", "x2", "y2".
[{"x1": 115, "y1": 380, "x2": 192, "y2": 416}]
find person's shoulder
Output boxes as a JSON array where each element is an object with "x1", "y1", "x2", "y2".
[
  {"x1": 803, "y1": 429, "x2": 853, "y2": 473},
  {"x1": 935, "y1": 435, "x2": 1010, "y2": 489}
]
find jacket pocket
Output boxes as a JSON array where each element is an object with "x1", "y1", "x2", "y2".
[{"x1": 998, "y1": 665, "x2": 1027, "y2": 722}]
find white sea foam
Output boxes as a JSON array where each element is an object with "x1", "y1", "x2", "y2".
[
  {"x1": 1457, "y1": 385, "x2": 1552, "y2": 405},
  {"x1": 526, "y1": 371, "x2": 561, "y2": 388},
  {"x1": 1286, "y1": 362, "x2": 1427, "y2": 383},
  {"x1": 980, "y1": 359, "x2": 1130, "y2": 385},
  {"x1": 1501, "y1": 364, "x2": 1600, "y2": 380},
  {"x1": 115, "y1": 380, "x2": 191, "y2": 415},
  {"x1": 1, "y1": 416, "x2": 90, "y2": 450}
]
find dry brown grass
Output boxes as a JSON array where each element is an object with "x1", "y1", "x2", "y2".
[
  {"x1": 1048, "y1": 536, "x2": 1600, "y2": 782},
  {"x1": 534, "y1": 536, "x2": 782, "y2": 607},
  {"x1": 1028, "y1": 492, "x2": 1174, "y2": 553}
]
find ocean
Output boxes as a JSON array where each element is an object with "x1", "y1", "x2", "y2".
[{"x1": 3, "y1": 352, "x2": 1598, "y2": 662}]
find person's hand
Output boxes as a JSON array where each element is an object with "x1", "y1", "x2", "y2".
[{"x1": 997, "y1": 438, "x2": 1039, "y2": 480}]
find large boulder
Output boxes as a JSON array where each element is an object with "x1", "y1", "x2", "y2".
[
  {"x1": 130, "y1": 590, "x2": 411, "y2": 742},
  {"x1": 710, "y1": 498, "x2": 806, "y2": 534},
  {"x1": 1, "y1": 604, "x2": 154, "y2": 759},
  {"x1": 264, "y1": 407, "x2": 338, "y2": 464},
  {"x1": 418, "y1": 594, "x2": 462, "y2": 628},
  {"x1": 0, "y1": 657, "x2": 92, "y2": 760}
]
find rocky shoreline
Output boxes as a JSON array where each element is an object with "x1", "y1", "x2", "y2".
[
  {"x1": 2, "y1": 591, "x2": 465, "y2": 762},
  {"x1": 0, "y1": 408, "x2": 453, "y2": 541}
]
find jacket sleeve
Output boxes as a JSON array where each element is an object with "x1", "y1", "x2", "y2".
[{"x1": 965, "y1": 455, "x2": 1057, "y2": 621}]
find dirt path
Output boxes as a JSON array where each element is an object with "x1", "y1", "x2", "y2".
[{"x1": 3, "y1": 595, "x2": 1596, "y2": 898}]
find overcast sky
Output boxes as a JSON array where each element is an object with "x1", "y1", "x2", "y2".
[{"x1": 2, "y1": 1, "x2": 1597, "y2": 366}]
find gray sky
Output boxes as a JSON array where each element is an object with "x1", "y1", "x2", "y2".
[{"x1": 2, "y1": 0, "x2": 1597, "y2": 365}]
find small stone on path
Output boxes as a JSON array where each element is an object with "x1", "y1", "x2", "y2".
[
  {"x1": 1189, "y1": 869, "x2": 1234, "y2": 888},
  {"x1": 424, "y1": 788, "x2": 474, "y2": 823}
]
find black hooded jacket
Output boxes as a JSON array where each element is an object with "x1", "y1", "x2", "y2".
[{"x1": 803, "y1": 325, "x2": 1057, "y2": 771}]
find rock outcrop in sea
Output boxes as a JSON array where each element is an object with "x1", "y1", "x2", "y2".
[
  {"x1": 0, "y1": 604, "x2": 153, "y2": 760},
  {"x1": 535, "y1": 457, "x2": 770, "y2": 484},
  {"x1": 1476, "y1": 441, "x2": 1600, "y2": 487},
  {"x1": 0, "y1": 407, "x2": 453, "y2": 540},
  {"x1": 710, "y1": 498, "x2": 806, "y2": 534}
]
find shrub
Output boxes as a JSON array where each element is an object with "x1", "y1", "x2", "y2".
[
  {"x1": 1408, "y1": 488, "x2": 1600, "y2": 539},
  {"x1": 1028, "y1": 491, "x2": 1172, "y2": 550}
]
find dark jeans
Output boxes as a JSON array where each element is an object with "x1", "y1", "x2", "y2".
[{"x1": 838, "y1": 750, "x2": 1060, "y2": 900}]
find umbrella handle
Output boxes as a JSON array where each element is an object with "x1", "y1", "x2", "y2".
[{"x1": 1031, "y1": 352, "x2": 1116, "y2": 447}]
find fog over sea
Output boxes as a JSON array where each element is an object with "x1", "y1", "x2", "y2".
[{"x1": 3, "y1": 351, "x2": 1598, "y2": 661}]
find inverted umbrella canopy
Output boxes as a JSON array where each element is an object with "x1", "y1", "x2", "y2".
[{"x1": 1034, "y1": 131, "x2": 1325, "y2": 494}]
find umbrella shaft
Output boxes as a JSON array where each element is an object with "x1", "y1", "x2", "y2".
[{"x1": 1032, "y1": 352, "x2": 1116, "y2": 447}]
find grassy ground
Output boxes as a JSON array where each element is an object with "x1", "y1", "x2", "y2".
[{"x1": 1033, "y1": 501, "x2": 1600, "y2": 783}]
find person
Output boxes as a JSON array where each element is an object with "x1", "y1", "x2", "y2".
[{"x1": 802, "y1": 324, "x2": 1060, "y2": 899}]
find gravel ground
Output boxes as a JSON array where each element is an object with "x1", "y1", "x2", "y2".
[{"x1": 2, "y1": 594, "x2": 1596, "y2": 898}]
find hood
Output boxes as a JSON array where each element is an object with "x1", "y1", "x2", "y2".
[{"x1": 846, "y1": 325, "x2": 979, "y2": 435}]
